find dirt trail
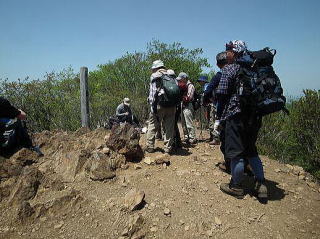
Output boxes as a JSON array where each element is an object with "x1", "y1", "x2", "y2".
[{"x1": 0, "y1": 127, "x2": 319, "y2": 239}]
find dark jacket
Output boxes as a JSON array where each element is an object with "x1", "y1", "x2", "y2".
[{"x1": 0, "y1": 97, "x2": 21, "y2": 119}]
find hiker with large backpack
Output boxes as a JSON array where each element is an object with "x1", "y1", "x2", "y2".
[
  {"x1": 145, "y1": 60, "x2": 180, "y2": 154},
  {"x1": 177, "y1": 72, "x2": 197, "y2": 145},
  {"x1": 217, "y1": 40, "x2": 286, "y2": 201}
]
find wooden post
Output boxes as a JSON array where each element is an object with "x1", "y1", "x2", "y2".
[{"x1": 80, "y1": 67, "x2": 90, "y2": 128}]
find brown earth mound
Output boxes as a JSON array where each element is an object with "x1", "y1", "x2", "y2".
[{"x1": 0, "y1": 124, "x2": 319, "y2": 239}]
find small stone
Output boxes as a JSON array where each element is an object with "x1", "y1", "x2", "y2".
[
  {"x1": 307, "y1": 182, "x2": 317, "y2": 188},
  {"x1": 184, "y1": 225, "x2": 190, "y2": 231},
  {"x1": 164, "y1": 208, "x2": 171, "y2": 216},
  {"x1": 102, "y1": 147, "x2": 110, "y2": 154},
  {"x1": 124, "y1": 188, "x2": 145, "y2": 211},
  {"x1": 191, "y1": 156, "x2": 198, "y2": 161},
  {"x1": 40, "y1": 216, "x2": 47, "y2": 222},
  {"x1": 206, "y1": 230, "x2": 213, "y2": 237},
  {"x1": 143, "y1": 157, "x2": 154, "y2": 165},
  {"x1": 163, "y1": 163, "x2": 167, "y2": 169},
  {"x1": 286, "y1": 164, "x2": 294, "y2": 170},
  {"x1": 214, "y1": 217, "x2": 222, "y2": 226},
  {"x1": 150, "y1": 226, "x2": 158, "y2": 232},
  {"x1": 134, "y1": 164, "x2": 142, "y2": 170},
  {"x1": 54, "y1": 221, "x2": 64, "y2": 229},
  {"x1": 307, "y1": 219, "x2": 312, "y2": 223},
  {"x1": 275, "y1": 168, "x2": 281, "y2": 173},
  {"x1": 298, "y1": 175, "x2": 305, "y2": 180},
  {"x1": 179, "y1": 220, "x2": 185, "y2": 225},
  {"x1": 85, "y1": 213, "x2": 90, "y2": 217}
]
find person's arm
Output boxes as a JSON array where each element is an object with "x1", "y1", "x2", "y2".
[
  {"x1": 0, "y1": 97, "x2": 23, "y2": 119},
  {"x1": 183, "y1": 83, "x2": 195, "y2": 102}
]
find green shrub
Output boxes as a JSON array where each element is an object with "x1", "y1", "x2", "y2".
[{"x1": 258, "y1": 90, "x2": 320, "y2": 179}]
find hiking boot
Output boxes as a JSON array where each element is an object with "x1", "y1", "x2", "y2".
[
  {"x1": 220, "y1": 182, "x2": 244, "y2": 199},
  {"x1": 145, "y1": 147, "x2": 155, "y2": 153},
  {"x1": 254, "y1": 180, "x2": 268, "y2": 199},
  {"x1": 217, "y1": 162, "x2": 231, "y2": 174}
]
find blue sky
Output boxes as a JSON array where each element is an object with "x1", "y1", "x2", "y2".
[{"x1": 0, "y1": 0, "x2": 319, "y2": 96}]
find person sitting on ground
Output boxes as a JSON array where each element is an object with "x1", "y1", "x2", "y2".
[
  {"x1": 177, "y1": 72, "x2": 197, "y2": 144},
  {"x1": 116, "y1": 98, "x2": 133, "y2": 124},
  {"x1": 216, "y1": 40, "x2": 268, "y2": 200},
  {"x1": 0, "y1": 97, "x2": 43, "y2": 157}
]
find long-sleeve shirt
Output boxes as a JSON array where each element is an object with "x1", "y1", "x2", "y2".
[
  {"x1": 215, "y1": 63, "x2": 241, "y2": 121},
  {"x1": 0, "y1": 97, "x2": 21, "y2": 119},
  {"x1": 148, "y1": 69, "x2": 167, "y2": 106},
  {"x1": 184, "y1": 80, "x2": 195, "y2": 102},
  {"x1": 204, "y1": 72, "x2": 222, "y2": 98}
]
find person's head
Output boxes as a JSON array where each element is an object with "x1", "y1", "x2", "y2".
[
  {"x1": 216, "y1": 51, "x2": 228, "y2": 68},
  {"x1": 123, "y1": 97, "x2": 130, "y2": 106},
  {"x1": 225, "y1": 40, "x2": 247, "y2": 59},
  {"x1": 197, "y1": 75, "x2": 208, "y2": 86},
  {"x1": 167, "y1": 69, "x2": 176, "y2": 77},
  {"x1": 151, "y1": 60, "x2": 165, "y2": 73},
  {"x1": 176, "y1": 72, "x2": 189, "y2": 83}
]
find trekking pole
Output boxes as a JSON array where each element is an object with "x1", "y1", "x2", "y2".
[{"x1": 199, "y1": 104, "x2": 203, "y2": 141}]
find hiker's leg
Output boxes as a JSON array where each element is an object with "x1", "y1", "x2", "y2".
[
  {"x1": 15, "y1": 120, "x2": 33, "y2": 148},
  {"x1": 184, "y1": 103, "x2": 196, "y2": 141},
  {"x1": 161, "y1": 106, "x2": 176, "y2": 152},
  {"x1": 231, "y1": 158, "x2": 245, "y2": 185},
  {"x1": 146, "y1": 112, "x2": 157, "y2": 149}
]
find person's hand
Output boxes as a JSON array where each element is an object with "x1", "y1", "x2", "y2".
[
  {"x1": 124, "y1": 112, "x2": 129, "y2": 116},
  {"x1": 17, "y1": 110, "x2": 27, "y2": 120}
]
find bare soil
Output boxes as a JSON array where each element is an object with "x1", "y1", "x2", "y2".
[{"x1": 0, "y1": 127, "x2": 319, "y2": 239}]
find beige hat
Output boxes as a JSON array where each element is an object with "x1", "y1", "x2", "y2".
[
  {"x1": 123, "y1": 97, "x2": 130, "y2": 106},
  {"x1": 167, "y1": 69, "x2": 176, "y2": 76},
  {"x1": 151, "y1": 60, "x2": 164, "y2": 70}
]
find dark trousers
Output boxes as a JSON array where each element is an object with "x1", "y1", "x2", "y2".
[{"x1": 224, "y1": 112, "x2": 262, "y2": 161}]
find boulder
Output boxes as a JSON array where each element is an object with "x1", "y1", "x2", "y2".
[
  {"x1": 11, "y1": 148, "x2": 41, "y2": 166},
  {"x1": 107, "y1": 123, "x2": 144, "y2": 162},
  {"x1": 124, "y1": 188, "x2": 145, "y2": 211},
  {"x1": 8, "y1": 166, "x2": 43, "y2": 206},
  {"x1": 53, "y1": 149, "x2": 90, "y2": 182}
]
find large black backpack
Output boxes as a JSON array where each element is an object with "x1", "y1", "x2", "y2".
[
  {"x1": 157, "y1": 74, "x2": 181, "y2": 107},
  {"x1": 236, "y1": 47, "x2": 287, "y2": 116}
]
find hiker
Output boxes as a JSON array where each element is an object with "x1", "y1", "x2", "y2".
[
  {"x1": 145, "y1": 60, "x2": 179, "y2": 154},
  {"x1": 0, "y1": 97, "x2": 43, "y2": 157},
  {"x1": 116, "y1": 98, "x2": 133, "y2": 123},
  {"x1": 203, "y1": 52, "x2": 228, "y2": 145},
  {"x1": 167, "y1": 69, "x2": 183, "y2": 149},
  {"x1": 197, "y1": 75, "x2": 214, "y2": 143},
  {"x1": 115, "y1": 98, "x2": 140, "y2": 127},
  {"x1": 216, "y1": 40, "x2": 268, "y2": 200},
  {"x1": 177, "y1": 72, "x2": 197, "y2": 144}
]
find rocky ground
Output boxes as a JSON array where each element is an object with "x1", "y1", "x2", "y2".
[{"x1": 0, "y1": 124, "x2": 319, "y2": 239}]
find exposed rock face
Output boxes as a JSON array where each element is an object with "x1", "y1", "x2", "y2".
[
  {"x1": 8, "y1": 166, "x2": 43, "y2": 206},
  {"x1": 107, "y1": 124, "x2": 144, "y2": 162},
  {"x1": 121, "y1": 214, "x2": 145, "y2": 238}
]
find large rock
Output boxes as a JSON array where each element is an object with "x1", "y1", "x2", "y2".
[
  {"x1": 107, "y1": 124, "x2": 144, "y2": 162},
  {"x1": 124, "y1": 188, "x2": 145, "y2": 211},
  {"x1": 17, "y1": 201, "x2": 35, "y2": 222},
  {"x1": 0, "y1": 158, "x2": 23, "y2": 181},
  {"x1": 8, "y1": 166, "x2": 43, "y2": 205},
  {"x1": 85, "y1": 151, "x2": 126, "y2": 181},
  {"x1": 121, "y1": 214, "x2": 145, "y2": 238},
  {"x1": 53, "y1": 149, "x2": 90, "y2": 182}
]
